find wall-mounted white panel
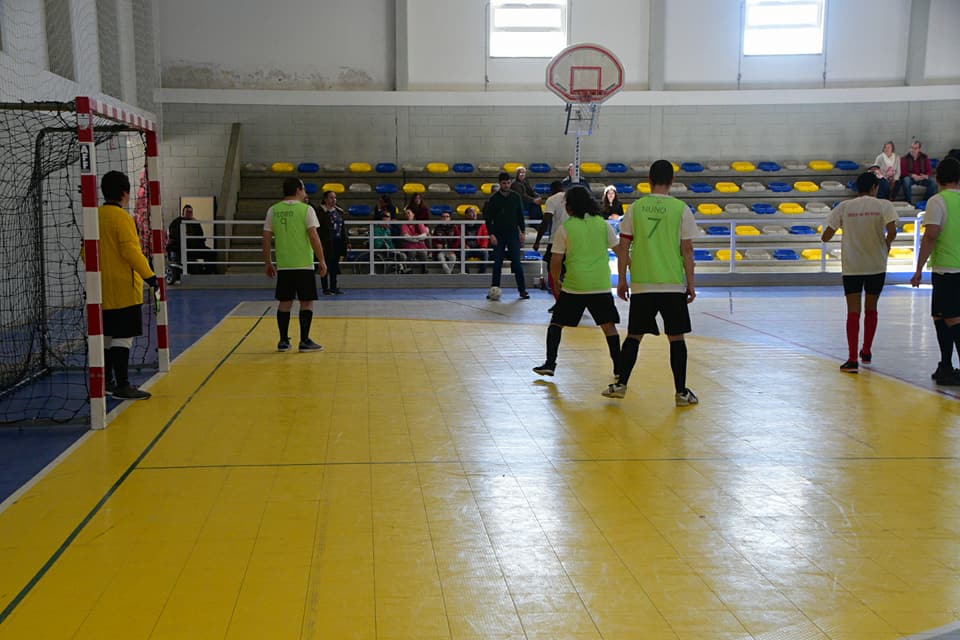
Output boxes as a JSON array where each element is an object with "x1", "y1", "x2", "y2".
[
  {"x1": 926, "y1": 0, "x2": 960, "y2": 82},
  {"x1": 663, "y1": 0, "x2": 739, "y2": 88},
  {"x1": 825, "y1": 0, "x2": 909, "y2": 86}
]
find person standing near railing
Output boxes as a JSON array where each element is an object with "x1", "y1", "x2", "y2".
[
  {"x1": 483, "y1": 172, "x2": 529, "y2": 300},
  {"x1": 317, "y1": 190, "x2": 348, "y2": 295}
]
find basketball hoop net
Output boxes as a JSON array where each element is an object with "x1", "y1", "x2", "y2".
[{"x1": 546, "y1": 44, "x2": 623, "y2": 183}]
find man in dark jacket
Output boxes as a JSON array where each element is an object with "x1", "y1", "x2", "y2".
[
  {"x1": 900, "y1": 140, "x2": 938, "y2": 204},
  {"x1": 483, "y1": 172, "x2": 529, "y2": 299}
]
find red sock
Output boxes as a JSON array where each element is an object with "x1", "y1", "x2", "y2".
[
  {"x1": 862, "y1": 310, "x2": 878, "y2": 355},
  {"x1": 846, "y1": 312, "x2": 860, "y2": 361}
]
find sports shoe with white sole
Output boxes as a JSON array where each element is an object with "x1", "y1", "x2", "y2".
[
  {"x1": 675, "y1": 388, "x2": 698, "y2": 406},
  {"x1": 533, "y1": 362, "x2": 555, "y2": 376},
  {"x1": 602, "y1": 383, "x2": 626, "y2": 399}
]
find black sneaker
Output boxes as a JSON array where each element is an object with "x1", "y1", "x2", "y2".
[
  {"x1": 332, "y1": 289, "x2": 345, "y2": 295},
  {"x1": 298, "y1": 339, "x2": 324, "y2": 352},
  {"x1": 105, "y1": 380, "x2": 116, "y2": 396},
  {"x1": 323, "y1": 289, "x2": 334, "y2": 296},
  {"x1": 277, "y1": 339, "x2": 292, "y2": 352},
  {"x1": 859, "y1": 350, "x2": 872, "y2": 364},
  {"x1": 533, "y1": 362, "x2": 555, "y2": 376},
  {"x1": 547, "y1": 304, "x2": 556, "y2": 313},
  {"x1": 935, "y1": 370, "x2": 960, "y2": 386},
  {"x1": 113, "y1": 384, "x2": 151, "y2": 400},
  {"x1": 840, "y1": 360, "x2": 859, "y2": 373},
  {"x1": 932, "y1": 364, "x2": 960, "y2": 380},
  {"x1": 519, "y1": 290, "x2": 530, "y2": 299}
]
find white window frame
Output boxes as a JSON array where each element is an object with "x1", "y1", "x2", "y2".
[
  {"x1": 488, "y1": 1, "x2": 568, "y2": 59},
  {"x1": 742, "y1": 0, "x2": 826, "y2": 57}
]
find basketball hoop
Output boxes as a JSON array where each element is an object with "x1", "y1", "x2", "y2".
[{"x1": 546, "y1": 43, "x2": 623, "y2": 183}]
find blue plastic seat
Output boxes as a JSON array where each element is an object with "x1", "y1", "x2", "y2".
[
  {"x1": 348, "y1": 205, "x2": 371, "y2": 217},
  {"x1": 605, "y1": 162, "x2": 629, "y2": 173},
  {"x1": 452, "y1": 162, "x2": 475, "y2": 173},
  {"x1": 614, "y1": 182, "x2": 635, "y2": 194},
  {"x1": 916, "y1": 200, "x2": 928, "y2": 211},
  {"x1": 835, "y1": 160, "x2": 859, "y2": 171},
  {"x1": 689, "y1": 182, "x2": 714, "y2": 193},
  {"x1": 524, "y1": 249, "x2": 542, "y2": 260},
  {"x1": 681, "y1": 162, "x2": 704, "y2": 173},
  {"x1": 529, "y1": 163, "x2": 551, "y2": 173},
  {"x1": 375, "y1": 183, "x2": 399, "y2": 194},
  {"x1": 298, "y1": 162, "x2": 320, "y2": 173},
  {"x1": 752, "y1": 203, "x2": 776, "y2": 214},
  {"x1": 431, "y1": 204, "x2": 453, "y2": 216},
  {"x1": 454, "y1": 183, "x2": 478, "y2": 195},
  {"x1": 768, "y1": 182, "x2": 792, "y2": 192},
  {"x1": 757, "y1": 161, "x2": 781, "y2": 172},
  {"x1": 931, "y1": 158, "x2": 940, "y2": 169},
  {"x1": 534, "y1": 183, "x2": 552, "y2": 195},
  {"x1": 773, "y1": 249, "x2": 800, "y2": 260},
  {"x1": 789, "y1": 225, "x2": 817, "y2": 235},
  {"x1": 694, "y1": 249, "x2": 715, "y2": 261},
  {"x1": 375, "y1": 162, "x2": 398, "y2": 173},
  {"x1": 706, "y1": 226, "x2": 730, "y2": 235},
  {"x1": 304, "y1": 182, "x2": 319, "y2": 195}
]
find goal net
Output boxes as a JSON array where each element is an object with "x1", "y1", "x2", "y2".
[{"x1": 0, "y1": 102, "x2": 159, "y2": 426}]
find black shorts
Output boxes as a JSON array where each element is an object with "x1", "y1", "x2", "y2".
[
  {"x1": 551, "y1": 292, "x2": 620, "y2": 327},
  {"x1": 932, "y1": 272, "x2": 960, "y2": 319},
  {"x1": 103, "y1": 304, "x2": 143, "y2": 339},
  {"x1": 627, "y1": 292, "x2": 691, "y2": 336},
  {"x1": 275, "y1": 269, "x2": 318, "y2": 301},
  {"x1": 842, "y1": 273, "x2": 886, "y2": 296}
]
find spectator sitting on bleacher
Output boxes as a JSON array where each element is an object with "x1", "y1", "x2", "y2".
[
  {"x1": 510, "y1": 166, "x2": 544, "y2": 223},
  {"x1": 166, "y1": 204, "x2": 216, "y2": 276},
  {"x1": 463, "y1": 206, "x2": 489, "y2": 274},
  {"x1": 400, "y1": 208, "x2": 430, "y2": 273},
  {"x1": 561, "y1": 163, "x2": 591, "y2": 191},
  {"x1": 431, "y1": 210, "x2": 462, "y2": 274},
  {"x1": 601, "y1": 185, "x2": 623, "y2": 220},
  {"x1": 373, "y1": 211, "x2": 408, "y2": 273},
  {"x1": 405, "y1": 192, "x2": 430, "y2": 221},
  {"x1": 900, "y1": 140, "x2": 938, "y2": 204},
  {"x1": 873, "y1": 141, "x2": 899, "y2": 200}
]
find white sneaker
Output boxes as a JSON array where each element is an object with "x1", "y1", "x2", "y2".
[
  {"x1": 675, "y1": 388, "x2": 698, "y2": 407},
  {"x1": 602, "y1": 383, "x2": 626, "y2": 399}
]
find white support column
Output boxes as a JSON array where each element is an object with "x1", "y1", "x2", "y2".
[
  {"x1": 115, "y1": 0, "x2": 137, "y2": 104},
  {"x1": 70, "y1": 0, "x2": 102, "y2": 92}
]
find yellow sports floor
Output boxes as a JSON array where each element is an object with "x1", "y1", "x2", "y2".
[{"x1": 1, "y1": 314, "x2": 960, "y2": 639}]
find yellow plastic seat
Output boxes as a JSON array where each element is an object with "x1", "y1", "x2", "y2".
[
  {"x1": 580, "y1": 162, "x2": 603, "y2": 174},
  {"x1": 480, "y1": 183, "x2": 497, "y2": 194},
  {"x1": 716, "y1": 249, "x2": 743, "y2": 261},
  {"x1": 271, "y1": 162, "x2": 295, "y2": 173},
  {"x1": 902, "y1": 223, "x2": 925, "y2": 234},
  {"x1": 801, "y1": 249, "x2": 824, "y2": 260},
  {"x1": 321, "y1": 182, "x2": 345, "y2": 193},
  {"x1": 671, "y1": 162, "x2": 680, "y2": 172},
  {"x1": 890, "y1": 248, "x2": 914, "y2": 258},
  {"x1": 349, "y1": 162, "x2": 372, "y2": 173},
  {"x1": 794, "y1": 181, "x2": 819, "y2": 192},
  {"x1": 456, "y1": 203, "x2": 479, "y2": 215},
  {"x1": 809, "y1": 160, "x2": 834, "y2": 171},
  {"x1": 697, "y1": 203, "x2": 723, "y2": 215},
  {"x1": 402, "y1": 182, "x2": 426, "y2": 194},
  {"x1": 731, "y1": 161, "x2": 756, "y2": 172},
  {"x1": 622, "y1": 203, "x2": 629, "y2": 214},
  {"x1": 779, "y1": 202, "x2": 804, "y2": 214},
  {"x1": 715, "y1": 182, "x2": 740, "y2": 193},
  {"x1": 817, "y1": 225, "x2": 841, "y2": 235},
  {"x1": 637, "y1": 182, "x2": 651, "y2": 194},
  {"x1": 427, "y1": 162, "x2": 450, "y2": 174},
  {"x1": 735, "y1": 225, "x2": 760, "y2": 236},
  {"x1": 503, "y1": 162, "x2": 523, "y2": 174}
]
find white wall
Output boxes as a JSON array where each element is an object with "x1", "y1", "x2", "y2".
[
  {"x1": 159, "y1": 0, "x2": 394, "y2": 90},
  {"x1": 926, "y1": 0, "x2": 960, "y2": 83}
]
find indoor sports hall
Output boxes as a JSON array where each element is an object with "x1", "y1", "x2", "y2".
[{"x1": 2, "y1": 2, "x2": 960, "y2": 639}]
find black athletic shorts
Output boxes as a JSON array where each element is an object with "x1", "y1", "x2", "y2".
[
  {"x1": 103, "y1": 304, "x2": 143, "y2": 339},
  {"x1": 551, "y1": 291, "x2": 620, "y2": 327},
  {"x1": 627, "y1": 292, "x2": 691, "y2": 336},
  {"x1": 842, "y1": 273, "x2": 886, "y2": 296},
  {"x1": 932, "y1": 272, "x2": 960, "y2": 319},
  {"x1": 275, "y1": 269, "x2": 318, "y2": 301}
]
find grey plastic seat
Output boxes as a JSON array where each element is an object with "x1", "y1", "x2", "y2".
[
  {"x1": 428, "y1": 183, "x2": 451, "y2": 193},
  {"x1": 669, "y1": 182, "x2": 687, "y2": 193},
  {"x1": 741, "y1": 181, "x2": 766, "y2": 192},
  {"x1": 322, "y1": 163, "x2": 346, "y2": 173},
  {"x1": 804, "y1": 201, "x2": 831, "y2": 214},
  {"x1": 724, "y1": 203, "x2": 749, "y2": 214},
  {"x1": 745, "y1": 249, "x2": 772, "y2": 260},
  {"x1": 820, "y1": 181, "x2": 846, "y2": 192},
  {"x1": 762, "y1": 225, "x2": 788, "y2": 235},
  {"x1": 348, "y1": 183, "x2": 372, "y2": 193}
]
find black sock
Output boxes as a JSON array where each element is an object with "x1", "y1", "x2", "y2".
[
  {"x1": 546, "y1": 324, "x2": 562, "y2": 365},
  {"x1": 949, "y1": 323, "x2": 960, "y2": 368},
  {"x1": 605, "y1": 334, "x2": 621, "y2": 376},
  {"x1": 618, "y1": 337, "x2": 641, "y2": 386},
  {"x1": 669, "y1": 340, "x2": 688, "y2": 393},
  {"x1": 299, "y1": 309, "x2": 313, "y2": 343},
  {"x1": 111, "y1": 346, "x2": 130, "y2": 386},
  {"x1": 936, "y1": 318, "x2": 954, "y2": 368},
  {"x1": 277, "y1": 311, "x2": 291, "y2": 341}
]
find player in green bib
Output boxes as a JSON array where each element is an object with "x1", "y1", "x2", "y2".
[
  {"x1": 532, "y1": 186, "x2": 621, "y2": 379},
  {"x1": 912, "y1": 157, "x2": 960, "y2": 385},
  {"x1": 603, "y1": 160, "x2": 699, "y2": 406},
  {"x1": 262, "y1": 178, "x2": 328, "y2": 352}
]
